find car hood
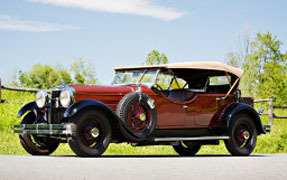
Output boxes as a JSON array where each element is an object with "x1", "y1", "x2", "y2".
[{"x1": 70, "y1": 85, "x2": 136, "y2": 96}]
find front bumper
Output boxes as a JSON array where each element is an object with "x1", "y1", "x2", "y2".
[{"x1": 13, "y1": 124, "x2": 74, "y2": 136}]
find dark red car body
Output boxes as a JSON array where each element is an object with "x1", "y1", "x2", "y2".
[
  {"x1": 71, "y1": 84, "x2": 234, "y2": 129},
  {"x1": 14, "y1": 62, "x2": 268, "y2": 156}
]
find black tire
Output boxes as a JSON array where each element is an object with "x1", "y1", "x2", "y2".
[
  {"x1": 116, "y1": 92, "x2": 157, "y2": 141},
  {"x1": 173, "y1": 141, "x2": 201, "y2": 156},
  {"x1": 19, "y1": 112, "x2": 60, "y2": 155},
  {"x1": 224, "y1": 114, "x2": 257, "y2": 156},
  {"x1": 68, "y1": 109, "x2": 112, "y2": 157}
]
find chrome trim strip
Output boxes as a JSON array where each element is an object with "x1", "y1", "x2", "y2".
[
  {"x1": 154, "y1": 136, "x2": 230, "y2": 142},
  {"x1": 13, "y1": 124, "x2": 73, "y2": 136}
]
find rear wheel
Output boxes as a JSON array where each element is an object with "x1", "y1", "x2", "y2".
[
  {"x1": 68, "y1": 109, "x2": 111, "y2": 157},
  {"x1": 173, "y1": 141, "x2": 201, "y2": 156},
  {"x1": 224, "y1": 114, "x2": 257, "y2": 156},
  {"x1": 19, "y1": 112, "x2": 60, "y2": 155}
]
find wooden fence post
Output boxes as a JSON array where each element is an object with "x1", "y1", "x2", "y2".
[
  {"x1": 269, "y1": 99, "x2": 273, "y2": 126},
  {"x1": 0, "y1": 77, "x2": 2, "y2": 103}
]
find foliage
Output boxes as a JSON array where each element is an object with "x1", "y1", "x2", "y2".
[
  {"x1": 18, "y1": 64, "x2": 70, "y2": 89},
  {"x1": 0, "y1": 90, "x2": 34, "y2": 132},
  {"x1": 241, "y1": 32, "x2": 287, "y2": 104},
  {"x1": 144, "y1": 50, "x2": 168, "y2": 65},
  {"x1": 16, "y1": 58, "x2": 98, "y2": 89},
  {"x1": 225, "y1": 51, "x2": 241, "y2": 68},
  {"x1": 1, "y1": 90, "x2": 287, "y2": 155},
  {"x1": 70, "y1": 58, "x2": 98, "y2": 85}
]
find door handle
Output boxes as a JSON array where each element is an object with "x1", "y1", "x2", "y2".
[{"x1": 183, "y1": 105, "x2": 188, "y2": 109}]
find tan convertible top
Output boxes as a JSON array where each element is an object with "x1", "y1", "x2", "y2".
[{"x1": 114, "y1": 62, "x2": 243, "y2": 78}]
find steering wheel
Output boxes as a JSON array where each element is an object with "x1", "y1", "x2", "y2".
[{"x1": 152, "y1": 84, "x2": 164, "y2": 96}]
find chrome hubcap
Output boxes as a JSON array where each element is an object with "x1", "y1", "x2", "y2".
[
  {"x1": 242, "y1": 130, "x2": 250, "y2": 140},
  {"x1": 90, "y1": 127, "x2": 100, "y2": 138},
  {"x1": 139, "y1": 113, "x2": 146, "y2": 121}
]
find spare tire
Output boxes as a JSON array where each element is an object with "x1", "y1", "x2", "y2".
[{"x1": 116, "y1": 92, "x2": 157, "y2": 141}]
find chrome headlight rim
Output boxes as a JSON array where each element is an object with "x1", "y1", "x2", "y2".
[
  {"x1": 59, "y1": 88, "x2": 74, "y2": 108},
  {"x1": 35, "y1": 90, "x2": 49, "y2": 108}
]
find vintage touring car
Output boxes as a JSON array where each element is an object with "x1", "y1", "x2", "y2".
[{"x1": 14, "y1": 62, "x2": 270, "y2": 156}]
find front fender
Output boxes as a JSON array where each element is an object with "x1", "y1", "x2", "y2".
[
  {"x1": 222, "y1": 103, "x2": 266, "y2": 135},
  {"x1": 17, "y1": 101, "x2": 39, "y2": 118},
  {"x1": 63, "y1": 99, "x2": 116, "y2": 118},
  {"x1": 63, "y1": 99, "x2": 146, "y2": 141}
]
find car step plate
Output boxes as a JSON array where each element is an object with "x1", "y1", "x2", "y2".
[{"x1": 154, "y1": 136, "x2": 230, "y2": 142}]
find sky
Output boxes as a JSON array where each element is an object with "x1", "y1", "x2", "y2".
[{"x1": 0, "y1": 0, "x2": 286, "y2": 85}]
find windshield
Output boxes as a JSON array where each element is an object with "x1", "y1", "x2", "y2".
[{"x1": 112, "y1": 69, "x2": 158, "y2": 86}]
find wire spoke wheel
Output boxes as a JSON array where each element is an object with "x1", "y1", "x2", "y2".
[
  {"x1": 116, "y1": 92, "x2": 157, "y2": 141},
  {"x1": 126, "y1": 103, "x2": 151, "y2": 134}
]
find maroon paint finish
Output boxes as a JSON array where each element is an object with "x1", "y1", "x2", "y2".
[
  {"x1": 70, "y1": 85, "x2": 136, "y2": 111},
  {"x1": 69, "y1": 84, "x2": 237, "y2": 130}
]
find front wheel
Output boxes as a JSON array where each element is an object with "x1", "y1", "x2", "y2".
[
  {"x1": 173, "y1": 141, "x2": 201, "y2": 156},
  {"x1": 19, "y1": 112, "x2": 60, "y2": 155},
  {"x1": 68, "y1": 109, "x2": 112, "y2": 157},
  {"x1": 224, "y1": 114, "x2": 257, "y2": 156}
]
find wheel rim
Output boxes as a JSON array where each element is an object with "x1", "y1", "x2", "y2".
[
  {"x1": 233, "y1": 121, "x2": 254, "y2": 150},
  {"x1": 126, "y1": 103, "x2": 151, "y2": 134},
  {"x1": 78, "y1": 116, "x2": 103, "y2": 149}
]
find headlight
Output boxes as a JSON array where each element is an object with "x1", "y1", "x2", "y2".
[
  {"x1": 60, "y1": 89, "x2": 73, "y2": 108},
  {"x1": 36, "y1": 91, "x2": 48, "y2": 108}
]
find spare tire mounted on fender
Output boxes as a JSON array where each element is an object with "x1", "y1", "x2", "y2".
[{"x1": 116, "y1": 92, "x2": 157, "y2": 141}]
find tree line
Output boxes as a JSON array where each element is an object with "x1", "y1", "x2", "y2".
[
  {"x1": 9, "y1": 50, "x2": 168, "y2": 89},
  {"x1": 225, "y1": 31, "x2": 287, "y2": 105},
  {"x1": 10, "y1": 58, "x2": 97, "y2": 89},
  {"x1": 8, "y1": 31, "x2": 287, "y2": 104}
]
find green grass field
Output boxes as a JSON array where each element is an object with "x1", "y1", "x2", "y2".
[{"x1": 1, "y1": 89, "x2": 287, "y2": 156}]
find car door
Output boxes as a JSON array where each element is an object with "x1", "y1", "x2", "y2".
[
  {"x1": 154, "y1": 72, "x2": 187, "y2": 128},
  {"x1": 156, "y1": 97, "x2": 187, "y2": 128},
  {"x1": 185, "y1": 75, "x2": 234, "y2": 128},
  {"x1": 187, "y1": 94, "x2": 219, "y2": 127}
]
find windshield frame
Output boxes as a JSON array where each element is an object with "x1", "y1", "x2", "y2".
[{"x1": 112, "y1": 69, "x2": 160, "y2": 86}]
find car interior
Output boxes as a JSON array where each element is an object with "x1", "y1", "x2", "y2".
[{"x1": 153, "y1": 68, "x2": 236, "y2": 103}]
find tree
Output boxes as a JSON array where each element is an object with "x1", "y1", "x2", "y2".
[
  {"x1": 225, "y1": 51, "x2": 241, "y2": 68},
  {"x1": 144, "y1": 50, "x2": 168, "y2": 65},
  {"x1": 17, "y1": 58, "x2": 98, "y2": 89},
  {"x1": 70, "y1": 58, "x2": 98, "y2": 85},
  {"x1": 19, "y1": 64, "x2": 72, "y2": 89},
  {"x1": 225, "y1": 27, "x2": 251, "y2": 68},
  {"x1": 241, "y1": 32, "x2": 287, "y2": 104}
]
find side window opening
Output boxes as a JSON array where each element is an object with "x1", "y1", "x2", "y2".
[
  {"x1": 188, "y1": 77, "x2": 209, "y2": 92},
  {"x1": 209, "y1": 75, "x2": 231, "y2": 86},
  {"x1": 156, "y1": 72, "x2": 187, "y2": 91},
  {"x1": 207, "y1": 75, "x2": 231, "y2": 94}
]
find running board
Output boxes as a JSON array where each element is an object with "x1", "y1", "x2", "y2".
[{"x1": 154, "y1": 136, "x2": 229, "y2": 142}]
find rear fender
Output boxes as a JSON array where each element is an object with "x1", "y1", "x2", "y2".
[{"x1": 222, "y1": 103, "x2": 266, "y2": 135}]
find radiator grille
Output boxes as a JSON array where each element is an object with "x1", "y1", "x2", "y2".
[{"x1": 50, "y1": 90, "x2": 66, "y2": 124}]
